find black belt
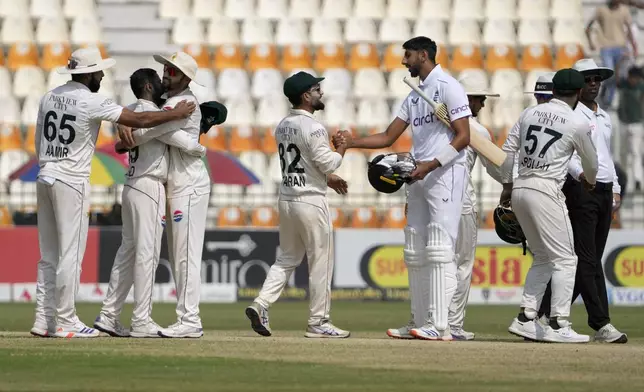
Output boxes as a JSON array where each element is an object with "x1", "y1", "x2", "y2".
[{"x1": 593, "y1": 181, "x2": 613, "y2": 192}]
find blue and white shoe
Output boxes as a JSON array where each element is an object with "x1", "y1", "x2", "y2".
[
  {"x1": 93, "y1": 315, "x2": 130, "y2": 337},
  {"x1": 158, "y1": 323, "x2": 203, "y2": 338},
  {"x1": 450, "y1": 327, "x2": 475, "y2": 341},
  {"x1": 54, "y1": 322, "x2": 100, "y2": 338},
  {"x1": 305, "y1": 323, "x2": 350, "y2": 338},
  {"x1": 245, "y1": 302, "x2": 272, "y2": 337},
  {"x1": 410, "y1": 324, "x2": 453, "y2": 341},
  {"x1": 386, "y1": 318, "x2": 415, "y2": 339}
]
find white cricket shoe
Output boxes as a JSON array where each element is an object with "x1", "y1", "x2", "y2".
[
  {"x1": 594, "y1": 323, "x2": 628, "y2": 343},
  {"x1": 450, "y1": 327, "x2": 475, "y2": 341},
  {"x1": 130, "y1": 321, "x2": 162, "y2": 338},
  {"x1": 93, "y1": 315, "x2": 130, "y2": 337},
  {"x1": 157, "y1": 323, "x2": 203, "y2": 338},
  {"x1": 245, "y1": 302, "x2": 272, "y2": 337},
  {"x1": 305, "y1": 322, "x2": 350, "y2": 338},
  {"x1": 54, "y1": 322, "x2": 100, "y2": 338},
  {"x1": 30, "y1": 320, "x2": 55, "y2": 338},
  {"x1": 386, "y1": 318, "x2": 415, "y2": 339},
  {"x1": 410, "y1": 324, "x2": 453, "y2": 341},
  {"x1": 542, "y1": 320, "x2": 589, "y2": 343},
  {"x1": 508, "y1": 317, "x2": 541, "y2": 341}
]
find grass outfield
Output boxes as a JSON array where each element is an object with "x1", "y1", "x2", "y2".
[{"x1": 0, "y1": 302, "x2": 643, "y2": 392}]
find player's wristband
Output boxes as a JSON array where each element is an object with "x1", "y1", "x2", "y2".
[{"x1": 435, "y1": 145, "x2": 459, "y2": 167}]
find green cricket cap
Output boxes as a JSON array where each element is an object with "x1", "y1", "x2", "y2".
[
  {"x1": 283, "y1": 71, "x2": 325, "y2": 100},
  {"x1": 199, "y1": 101, "x2": 228, "y2": 133},
  {"x1": 552, "y1": 68, "x2": 585, "y2": 91}
]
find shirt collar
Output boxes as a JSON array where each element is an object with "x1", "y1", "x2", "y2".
[
  {"x1": 289, "y1": 108, "x2": 315, "y2": 118},
  {"x1": 67, "y1": 80, "x2": 90, "y2": 91},
  {"x1": 577, "y1": 101, "x2": 606, "y2": 119},
  {"x1": 549, "y1": 98, "x2": 574, "y2": 110},
  {"x1": 419, "y1": 64, "x2": 443, "y2": 87},
  {"x1": 161, "y1": 87, "x2": 191, "y2": 100},
  {"x1": 137, "y1": 98, "x2": 159, "y2": 109}
]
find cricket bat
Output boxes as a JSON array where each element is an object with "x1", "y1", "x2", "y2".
[{"x1": 402, "y1": 76, "x2": 507, "y2": 167}]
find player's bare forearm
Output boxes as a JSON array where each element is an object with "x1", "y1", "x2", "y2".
[{"x1": 347, "y1": 118, "x2": 408, "y2": 149}]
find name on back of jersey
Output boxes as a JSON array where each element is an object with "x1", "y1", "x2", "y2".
[{"x1": 276, "y1": 125, "x2": 306, "y2": 188}]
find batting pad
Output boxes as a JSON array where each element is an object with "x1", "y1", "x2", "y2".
[
  {"x1": 404, "y1": 226, "x2": 429, "y2": 327},
  {"x1": 426, "y1": 223, "x2": 454, "y2": 331}
]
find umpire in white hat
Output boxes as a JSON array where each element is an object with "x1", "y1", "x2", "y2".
[
  {"x1": 524, "y1": 72, "x2": 555, "y2": 105},
  {"x1": 538, "y1": 58, "x2": 627, "y2": 343}
]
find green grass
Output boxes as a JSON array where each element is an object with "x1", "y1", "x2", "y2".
[{"x1": 0, "y1": 302, "x2": 643, "y2": 392}]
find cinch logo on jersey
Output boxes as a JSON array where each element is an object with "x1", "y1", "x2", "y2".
[
  {"x1": 412, "y1": 113, "x2": 437, "y2": 127},
  {"x1": 450, "y1": 104, "x2": 470, "y2": 116},
  {"x1": 173, "y1": 210, "x2": 183, "y2": 222}
]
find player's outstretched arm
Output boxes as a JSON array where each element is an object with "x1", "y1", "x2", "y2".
[
  {"x1": 117, "y1": 100, "x2": 195, "y2": 129},
  {"x1": 157, "y1": 131, "x2": 206, "y2": 157},
  {"x1": 338, "y1": 117, "x2": 408, "y2": 150},
  {"x1": 572, "y1": 123, "x2": 599, "y2": 186}
]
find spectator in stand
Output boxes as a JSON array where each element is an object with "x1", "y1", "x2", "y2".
[
  {"x1": 616, "y1": 64, "x2": 644, "y2": 191},
  {"x1": 586, "y1": 0, "x2": 638, "y2": 108}
]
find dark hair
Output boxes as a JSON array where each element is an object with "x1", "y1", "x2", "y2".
[
  {"x1": 553, "y1": 88, "x2": 578, "y2": 98},
  {"x1": 628, "y1": 66, "x2": 643, "y2": 78},
  {"x1": 288, "y1": 94, "x2": 303, "y2": 107},
  {"x1": 402, "y1": 36, "x2": 437, "y2": 63},
  {"x1": 130, "y1": 68, "x2": 159, "y2": 99}
]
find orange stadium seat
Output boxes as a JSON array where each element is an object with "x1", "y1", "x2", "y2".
[
  {"x1": 555, "y1": 44, "x2": 585, "y2": 70},
  {"x1": 0, "y1": 47, "x2": 4, "y2": 66},
  {"x1": 381, "y1": 206, "x2": 406, "y2": 229},
  {"x1": 201, "y1": 126, "x2": 227, "y2": 151},
  {"x1": 450, "y1": 44, "x2": 483, "y2": 72},
  {"x1": 228, "y1": 126, "x2": 259, "y2": 153},
  {"x1": 23, "y1": 125, "x2": 36, "y2": 155},
  {"x1": 213, "y1": 44, "x2": 245, "y2": 70},
  {"x1": 520, "y1": 44, "x2": 553, "y2": 71},
  {"x1": 40, "y1": 43, "x2": 72, "y2": 71},
  {"x1": 436, "y1": 45, "x2": 449, "y2": 70},
  {"x1": 0, "y1": 124, "x2": 23, "y2": 151},
  {"x1": 485, "y1": 45, "x2": 518, "y2": 71},
  {"x1": 392, "y1": 129, "x2": 412, "y2": 153},
  {"x1": 329, "y1": 207, "x2": 347, "y2": 228},
  {"x1": 348, "y1": 43, "x2": 380, "y2": 71},
  {"x1": 280, "y1": 44, "x2": 313, "y2": 72},
  {"x1": 382, "y1": 44, "x2": 405, "y2": 72},
  {"x1": 259, "y1": 127, "x2": 277, "y2": 154},
  {"x1": 247, "y1": 44, "x2": 278, "y2": 71},
  {"x1": 314, "y1": 44, "x2": 346, "y2": 72},
  {"x1": 217, "y1": 207, "x2": 247, "y2": 227},
  {"x1": 183, "y1": 44, "x2": 211, "y2": 68},
  {"x1": 350, "y1": 207, "x2": 380, "y2": 228},
  {"x1": 0, "y1": 206, "x2": 13, "y2": 226},
  {"x1": 96, "y1": 125, "x2": 115, "y2": 149},
  {"x1": 495, "y1": 127, "x2": 510, "y2": 148},
  {"x1": 7, "y1": 42, "x2": 39, "y2": 71},
  {"x1": 250, "y1": 206, "x2": 279, "y2": 227}
]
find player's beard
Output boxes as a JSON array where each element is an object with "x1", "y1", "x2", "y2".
[
  {"x1": 152, "y1": 80, "x2": 165, "y2": 107},
  {"x1": 88, "y1": 75, "x2": 101, "y2": 93},
  {"x1": 312, "y1": 99, "x2": 325, "y2": 111},
  {"x1": 162, "y1": 77, "x2": 171, "y2": 92},
  {"x1": 408, "y1": 65, "x2": 420, "y2": 78}
]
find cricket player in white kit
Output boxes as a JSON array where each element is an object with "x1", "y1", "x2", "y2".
[
  {"x1": 245, "y1": 71, "x2": 350, "y2": 338},
  {"x1": 120, "y1": 52, "x2": 211, "y2": 338},
  {"x1": 31, "y1": 48, "x2": 196, "y2": 338},
  {"x1": 501, "y1": 69, "x2": 599, "y2": 343},
  {"x1": 336, "y1": 37, "x2": 472, "y2": 341},
  {"x1": 448, "y1": 75, "x2": 504, "y2": 340},
  {"x1": 94, "y1": 68, "x2": 206, "y2": 338}
]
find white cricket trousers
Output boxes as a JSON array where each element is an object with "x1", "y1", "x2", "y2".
[
  {"x1": 255, "y1": 195, "x2": 334, "y2": 326},
  {"x1": 100, "y1": 177, "x2": 166, "y2": 327},
  {"x1": 511, "y1": 184, "x2": 577, "y2": 318},
  {"x1": 448, "y1": 211, "x2": 477, "y2": 330},
  {"x1": 165, "y1": 191, "x2": 210, "y2": 328},
  {"x1": 405, "y1": 163, "x2": 466, "y2": 328},
  {"x1": 624, "y1": 122, "x2": 644, "y2": 186},
  {"x1": 35, "y1": 179, "x2": 90, "y2": 328}
]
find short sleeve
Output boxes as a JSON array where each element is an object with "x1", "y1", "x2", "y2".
[
  {"x1": 87, "y1": 94, "x2": 123, "y2": 123},
  {"x1": 396, "y1": 95, "x2": 411, "y2": 123},
  {"x1": 444, "y1": 81, "x2": 472, "y2": 121}
]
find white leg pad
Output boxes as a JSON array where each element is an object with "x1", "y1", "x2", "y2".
[
  {"x1": 404, "y1": 226, "x2": 429, "y2": 328},
  {"x1": 426, "y1": 223, "x2": 454, "y2": 331}
]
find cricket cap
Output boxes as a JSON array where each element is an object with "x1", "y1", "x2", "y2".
[
  {"x1": 552, "y1": 68, "x2": 585, "y2": 91},
  {"x1": 199, "y1": 101, "x2": 228, "y2": 133},
  {"x1": 283, "y1": 71, "x2": 325, "y2": 100}
]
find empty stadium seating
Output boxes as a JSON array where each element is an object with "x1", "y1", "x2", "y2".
[{"x1": 2, "y1": 0, "x2": 637, "y2": 228}]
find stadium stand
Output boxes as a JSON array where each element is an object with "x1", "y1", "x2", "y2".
[{"x1": 0, "y1": 0, "x2": 643, "y2": 229}]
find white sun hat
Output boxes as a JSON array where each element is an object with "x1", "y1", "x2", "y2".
[
  {"x1": 56, "y1": 47, "x2": 116, "y2": 74},
  {"x1": 153, "y1": 51, "x2": 204, "y2": 86},
  {"x1": 572, "y1": 58, "x2": 614, "y2": 81},
  {"x1": 458, "y1": 74, "x2": 500, "y2": 97},
  {"x1": 524, "y1": 72, "x2": 555, "y2": 95}
]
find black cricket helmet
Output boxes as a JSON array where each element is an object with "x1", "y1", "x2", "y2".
[
  {"x1": 368, "y1": 152, "x2": 416, "y2": 194},
  {"x1": 493, "y1": 202, "x2": 527, "y2": 254}
]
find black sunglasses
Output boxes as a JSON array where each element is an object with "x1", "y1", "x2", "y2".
[{"x1": 585, "y1": 75, "x2": 602, "y2": 84}]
